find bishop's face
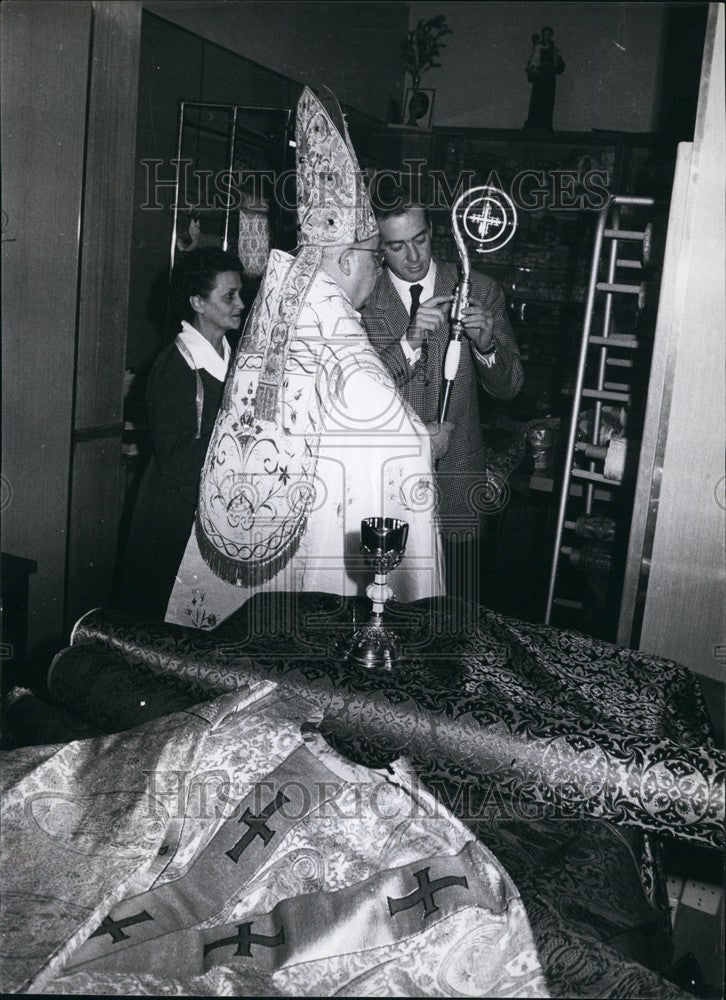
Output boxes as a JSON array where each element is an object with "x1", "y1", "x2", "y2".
[
  {"x1": 347, "y1": 235, "x2": 384, "y2": 308},
  {"x1": 378, "y1": 208, "x2": 432, "y2": 284}
]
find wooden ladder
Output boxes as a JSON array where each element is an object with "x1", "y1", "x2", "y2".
[{"x1": 544, "y1": 194, "x2": 655, "y2": 625}]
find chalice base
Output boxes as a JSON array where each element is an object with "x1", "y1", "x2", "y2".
[{"x1": 342, "y1": 621, "x2": 400, "y2": 672}]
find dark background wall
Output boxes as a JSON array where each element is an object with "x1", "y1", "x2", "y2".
[
  {"x1": 406, "y1": 1, "x2": 707, "y2": 134},
  {"x1": 146, "y1": 0, "x2": 706, "y2": 136},
  {"x1": 144, "y1": 0, "x2": 409, "y2": 123},
  {"x1": 127, "y1": 2, "x2": 706, "y2": 373}
]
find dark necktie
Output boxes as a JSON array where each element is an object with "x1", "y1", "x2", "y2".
[
  {"x1": 409, "y1": 283, "x2": 423, "y2": 322},
  {"x1": 408, "y1": 284, "x2": 429, "y2": 385}
]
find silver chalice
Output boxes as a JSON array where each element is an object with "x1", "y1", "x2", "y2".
[{"x1": 342, "y1": 517, "x2": 409, "y2": 671}]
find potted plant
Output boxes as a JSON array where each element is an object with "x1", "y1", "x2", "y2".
[{"x1": 402, "y1": 14, "x2": 452, "y2": 126}]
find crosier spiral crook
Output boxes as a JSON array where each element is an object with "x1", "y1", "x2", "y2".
[{"x1": 437, "y1": 186, "x2": 518, "y2": 424}]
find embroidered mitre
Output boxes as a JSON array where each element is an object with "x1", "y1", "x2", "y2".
[{"x1": 295, "y1": 86, "x2": 377, "y2": 248}]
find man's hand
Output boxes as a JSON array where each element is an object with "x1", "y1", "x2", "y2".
[
  {"x1": 460, "y1": 298, "x2": 495, "y2": 353},
  {"x1": 406, "y1": 295, "x2": 452, "y2": 350},
  {"x1": 425, "y1": 420, "x2": 455, "y2": 462}
]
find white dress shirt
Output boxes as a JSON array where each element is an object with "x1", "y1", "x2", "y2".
[
  {"x1": 388, "y1": 262, "x2": 497, "y2": 370},
  {"x1": 388, "y1": 260, "x2": 437, "y2": 367}
]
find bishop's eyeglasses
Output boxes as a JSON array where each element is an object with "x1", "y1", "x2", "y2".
[{"x1": 351, "y1": 246, "x2": 386, "y2": 269}]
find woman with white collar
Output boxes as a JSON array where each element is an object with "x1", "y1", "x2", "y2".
[{"x1": 121, "y1": 249, "x2": 244, "y2": 618}]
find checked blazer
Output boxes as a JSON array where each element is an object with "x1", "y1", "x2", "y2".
[{"x1": 361, "y1": 260, "x2": 523, "y2": 533}]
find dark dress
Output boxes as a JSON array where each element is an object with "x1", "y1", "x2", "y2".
[{"x1": 120, "y1": 343, "x2": 226, "y2": 618}]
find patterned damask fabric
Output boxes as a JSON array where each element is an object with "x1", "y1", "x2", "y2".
[
  {"x1": 7, "y1": 593, "x2": 716, "y2": 995},
  {"x1": 66, "y1": 595, "x2": 724, "y2": 850},
  {"x1": 1, "y1": 683, "x2": 551, "y2": 996},
  {"x1": 237, "y1": 209, "x2": 270, "y2": 278},
  {"x1": 192, "y1": 247, "x2": 324, "y2": 588}
]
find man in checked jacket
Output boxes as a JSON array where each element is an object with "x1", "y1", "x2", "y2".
[{"x1": 361, "y1": 188, "x2": 523, "y2": 606}]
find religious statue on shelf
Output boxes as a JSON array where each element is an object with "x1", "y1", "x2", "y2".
[{"x1": 523, "y1": 26, "x2": 566, "y2": 130}]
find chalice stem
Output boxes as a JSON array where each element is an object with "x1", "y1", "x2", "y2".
[{"x1": 368, "y1": 572, "x2": 394, "y2": 616}]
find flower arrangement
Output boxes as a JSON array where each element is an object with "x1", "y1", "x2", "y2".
[{"x1": 403, "y1": 14, "x2": 453, "y2": 90}]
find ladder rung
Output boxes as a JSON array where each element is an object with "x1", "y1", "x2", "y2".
[
  {"x1": 575, "y1": 442, "x2": 607, "y2": 460},
  {"x1": 616, "y1": 259, "x2": 643, "y2": 269},
  {"x1": 582, "y1": 388, "x2": 630, "y2": 403},
  {"x1": 572, "y1": 469, "x2": 622, "y2": 485},
  {"x1": 604, "y1": 228, "x2": 647, "y2": 241},
  {"x1": 597, "y1": 281, "x2": 646, "y2": 310},
  {"x1": 589, "y1": 335, "x2": 637, "y2": 348},
  {"x1": 604, "y1": 381, "x2": 630, "y2": 391},
  {"x1": 603, "y1": 223, "x2": 652, "y2": 264},
  {"x1": 553, "y1": 598, "x2": 583, "y2": 609},
  {"x1": 606, "y1": 357, "x2": 634, "y2": 367},
  {"x1": 596, "y1": 281, "x2": 643, "y2": 295},
  {"x1": 564, "y1": 520, "x2": 577, "y2": 530}
]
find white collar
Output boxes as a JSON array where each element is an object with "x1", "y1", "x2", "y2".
[
  {"x1": 387, "y1": 258, "x2": 437, "y2": 309},
  {"x1": 176, "y1": 321, "x2": 230, "y2": 381}
]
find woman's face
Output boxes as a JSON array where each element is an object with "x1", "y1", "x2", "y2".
[{"x1": 193, "y1": 271, "x2": 244, "y2": 334}]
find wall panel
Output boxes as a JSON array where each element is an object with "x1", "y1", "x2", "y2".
[
  {"x1": 66, "y1": 1, "x2": 142, "y2": 628},
  {"x1": 67, "y1": 438, "x2": 127, "y2": 626},
  {"x1": 637, "y1": 5, "x2": 725, "y2": 682},
  {"x1": 74, "y1": 1, "x2": 142, "y2": 431},
  {"x1": 200, "y1": 39, "x2": 291, "y2": 108},
  {"x1": 1, "y1": 1, "x2": 91, "y2": 653}
]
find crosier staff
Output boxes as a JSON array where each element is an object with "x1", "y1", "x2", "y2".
[{"x1": 438, "y1": 186, "x2": 518, "y2": 423}]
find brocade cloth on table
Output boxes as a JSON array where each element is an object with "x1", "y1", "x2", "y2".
[
  {"x1": 30, "y1": 593, "x2": 722, "y2": 996},
  {"x1": 66, "y1": 594, "x2": 724, "y2": 851},
  {"x1": 47, "y1": 643, "x2": 198, "y2": 733},
  {"x1": 2, "y1": 683, "x2": 551, "y2": 996}
]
